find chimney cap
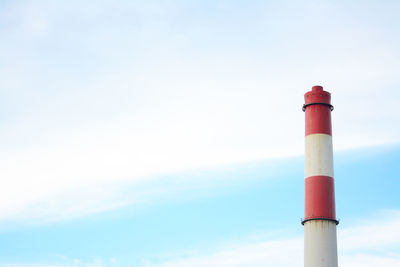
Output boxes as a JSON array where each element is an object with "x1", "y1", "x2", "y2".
[
  {"x1": 303, "y1": 85, "x2": 332, "y2": 110},
  {"x1": 312, "y1": 85, "x2": 324, "y2": 92}
]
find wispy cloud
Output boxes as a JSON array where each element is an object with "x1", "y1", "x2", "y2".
[
  {"x1": 140, "y1": 210, "x2": 400, "y2": 267},
  {"x1": 0, "y1": 257, "x2": 117, "y2": 267},
  {"x1": 2, "y1": 211, "x2": 400, "y2": 266},
  {"x1": 0, "y1": 154, "x2": 268, "y2": 227}
]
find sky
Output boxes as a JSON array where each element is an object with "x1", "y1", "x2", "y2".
[{"x1": 0, "y1": 0, "x2": 400, "y2": 266}]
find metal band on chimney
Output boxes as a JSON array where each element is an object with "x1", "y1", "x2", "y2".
[{"x1": 302, "y1": 102, "x2": 334, "y2": 112}]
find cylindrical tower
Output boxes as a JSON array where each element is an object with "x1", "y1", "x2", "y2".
[{"x1": 302, "y1": 85, "x2": 338, "y2": 267}]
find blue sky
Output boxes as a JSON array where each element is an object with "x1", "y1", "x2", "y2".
[{"x1": 0, "y1": 1, "x2": 400, "y2": 266}]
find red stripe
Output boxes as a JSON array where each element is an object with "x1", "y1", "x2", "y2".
[
  {"x1": 305, "y1": 105, "x2": 332, "y2": 135},
  {"x1": 305, "y1": 175, "x2": 336, "y2": 220},
  {"x1": 304, "y1": 86, "x2": 332, "y2": 136}
]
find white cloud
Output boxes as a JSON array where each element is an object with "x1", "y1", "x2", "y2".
[{"x1": 0, "y1": 0, "x2": 400, "y2": 224}]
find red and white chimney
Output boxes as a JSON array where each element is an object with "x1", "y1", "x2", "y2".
[{"x1": 302, "y1": 86, "x2": 338, "y2": 267}]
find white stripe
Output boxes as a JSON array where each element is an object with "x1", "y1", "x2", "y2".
[
  {"x1": 304, "y1": 220, "x2": 338, "y2": 267},
  {"x1": 305, "y1": 134, "x2": 334, "y2": 178}
]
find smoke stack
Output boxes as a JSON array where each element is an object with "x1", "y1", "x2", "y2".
[{"x1": 302, "y1": 86, "x2": 338, "y2": 267}]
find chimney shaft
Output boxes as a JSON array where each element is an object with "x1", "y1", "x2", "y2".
[{"x1": 302, "y1": 85, "x2": 338, "y2": 267}]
